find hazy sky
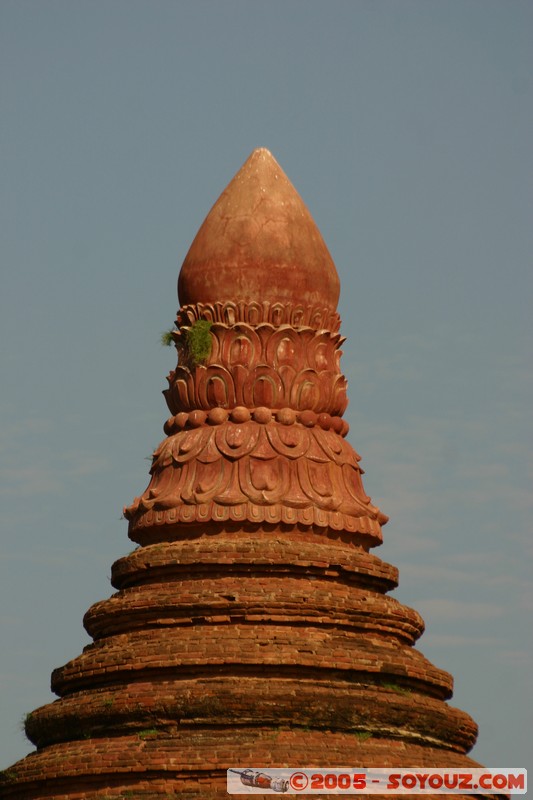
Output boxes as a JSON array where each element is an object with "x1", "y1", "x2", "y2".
[{"x1": 1, "y1": 0, "x2": 531, "y2": 779}]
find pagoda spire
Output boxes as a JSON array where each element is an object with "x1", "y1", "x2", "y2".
[{"x1": 1, "y1": 150, "x2": 497, "y2": 800}]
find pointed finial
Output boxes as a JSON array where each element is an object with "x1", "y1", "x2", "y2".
[{"x1": 178, "y1": 148, "x2": 340, "y2": 311}]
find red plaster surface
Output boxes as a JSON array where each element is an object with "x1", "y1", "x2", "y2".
[
  {"x1": 0, "y1": 150, "x2": 502, "y2": 800},
  {"x1": 177, "y1": 148, "x2": 340, "y2": 311}
]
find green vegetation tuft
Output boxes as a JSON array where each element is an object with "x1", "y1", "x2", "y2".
[
  {"x1": 20, "y1": 712, "x2": 33, "y2": 731},
  {"x1": 0, "y1": 770, "x2": 18, "y2": 783},
  {"x1": 382, "y1": 682, "x2": 411, "y2": 695},
  {"x1": 185, "y1": 320, "x2": 212, "y2": 365},
  {"x1": 138, "y1": 728, "x2": 159, "y2": 739},
  {"x1": 160, "y1": 329, "x2": 176, "y2": 347}
]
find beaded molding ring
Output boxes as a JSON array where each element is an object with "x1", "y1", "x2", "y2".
[{"x1": 163, "y1": 406, "x2": 350, "y2": 437}]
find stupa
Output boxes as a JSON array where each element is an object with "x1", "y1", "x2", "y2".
[{"x1": 1, "y1": 149, "x2": 500, "y2": 799}]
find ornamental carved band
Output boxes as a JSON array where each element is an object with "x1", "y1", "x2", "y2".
[
  {"x1": 165, "y1": 322, "x2": 347, "y2": 415},
  {"x1": 125, "y1": 302, "x2": 387, "y2": 543},
  {"x1": 177, "y1": 300, "x2": 341, "y2": 331}
]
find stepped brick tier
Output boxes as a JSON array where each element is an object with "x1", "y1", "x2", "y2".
[{"x1": 1, "y1": 149, "x2": 503, "y2": 800}]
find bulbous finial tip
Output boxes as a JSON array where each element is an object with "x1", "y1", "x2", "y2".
[{"x1": 178, "y1": 149, "x2": 340, "y2": 312}]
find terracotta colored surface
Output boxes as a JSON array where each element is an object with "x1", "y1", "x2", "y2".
[
  {"x1": 178, "y1": 148, "x2": 340, "y2": 310},
  {"x1": 0, "y1": 150, "x2": 501, "y2": 800}
]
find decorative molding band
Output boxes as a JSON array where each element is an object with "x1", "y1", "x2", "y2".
[
  {"x1": 124, "y1": 421, "x2": 387, "y2": 543},
  {"x1": 166, "y1": 322, "x2": 348, "y2": 415},
  {"x1": 177, "y1": 301, "x2": 341, "y2": 331},
  {"x1": 163, "y1": 406, "x2": 350, "y2": 437}
]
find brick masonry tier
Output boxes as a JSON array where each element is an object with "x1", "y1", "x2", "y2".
[
  {"x1": 25, "y1": 677, "x2": 477, "y2": 752},
  {"x1": 109, "y1": 534, "x2": 399, "y2": 592},
  {"x1": 50, "y1": 624, "x2": 454, "y2": 699},
  {"x1": 1, "y1": 731, "x2": 502, "y2": 800},
  {"x1": 83, "y1": 576, "x2": 424, "y2": 644}
]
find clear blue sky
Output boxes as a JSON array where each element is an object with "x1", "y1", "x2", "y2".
[{"x1": 1, "y1": 0, "x2": 531, "y2": 777}]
